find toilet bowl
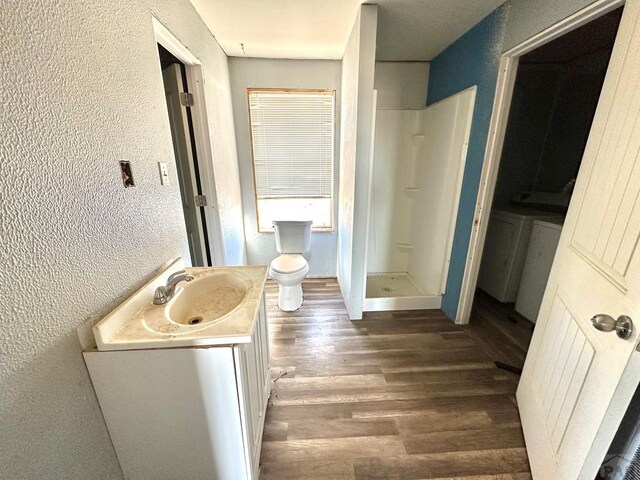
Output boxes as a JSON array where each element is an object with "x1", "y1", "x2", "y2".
[
  {"x1": 269, "y1": 254, "x2": 310, "y2": 311},
  {"x1": 269, "y1": 220, "x2": 312, "y2": 311}
]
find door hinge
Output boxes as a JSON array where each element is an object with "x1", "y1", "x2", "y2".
[
  {"x1": 180, "y1": 92, "x2": 194, "y2": 107},
  {"x1": 195, "y1": 195, "x2": 207, "y2": 207}
]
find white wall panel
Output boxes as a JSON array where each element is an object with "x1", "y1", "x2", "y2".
[
  {"x1": 337, "y1": 5, "x2": 378, "y2": 319},
  {"x1": 367, "y1": 110, "x2": 419, "y2": 273},
  {"x1": 410, "y1": 89, "x2": 475, "y2": 295}
]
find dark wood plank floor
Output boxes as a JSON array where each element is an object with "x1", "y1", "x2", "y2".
[
  {"x1": 260, "y1": 279, "x2": 533, "y2": 480},
  {"x1": 463, "y1": 290, "x2": 536, "y2": 372}
]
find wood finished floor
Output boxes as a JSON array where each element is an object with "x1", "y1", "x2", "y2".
[
  {"x1": 260, "y1": 279, "x2": 533, "y2": 480},
  {"x1": 463, "y1": 290, "x2": 536, "y2": 372}
]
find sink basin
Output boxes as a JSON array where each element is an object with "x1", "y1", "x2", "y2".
[
  {"x1": 91, "y1": 260, "x2": 269, "y2": 351},
  {"x1": 167, "y1": 271, "x2": 250, "y2": 326},
  {"x1": 140, "y1": 268, "x2": 255, "y2": 336}
]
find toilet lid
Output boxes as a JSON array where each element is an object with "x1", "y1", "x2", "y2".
[{"x1": 270, "y1": 254, "x2": 307, "y2": 274}]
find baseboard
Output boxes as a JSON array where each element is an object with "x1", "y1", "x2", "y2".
[{"x1": 363, "y1": 295, "x2": 442, "y2": 312}]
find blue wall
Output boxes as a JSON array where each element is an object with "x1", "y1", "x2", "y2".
[{"x1": 427, "y1": 4, "x2": 510, "y2": 318}]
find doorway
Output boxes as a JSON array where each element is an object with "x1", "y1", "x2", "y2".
[
  {"x1": 157, "y1": 44, "x2": 211, "y2": 267},
  {"x1": 463, "y1": 8, "x2": 623, "y2": 370}
]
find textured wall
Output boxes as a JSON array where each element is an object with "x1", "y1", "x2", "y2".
[
  {"x1": 427, "y1": 4, "x2": 510, "y2": 319},
  {"x1": 503, "y1": 0, "x2": 599, "y2": 51},
  {"x1": 228, "y1": 58, "x2": 341, "y2": 276},
  {"x1": 0, "y1": 0, "x2": 240, "y2": 478},
  {"x1": 374, "y1": 62, "x2": 430, "y2": 109},
  {"x1": 338, "y1": 4, "x2": 378, "y2": 320}
]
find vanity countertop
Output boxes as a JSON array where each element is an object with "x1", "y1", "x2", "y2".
[{"x1": 92, "y1": 259, "x2": 269, "y2": 351}]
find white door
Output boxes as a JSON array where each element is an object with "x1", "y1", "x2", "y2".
[
  {"x1": 518, "y1": 2, "x2": 640, "y2": 478},
  {"x1": 162, "y1": 63, "x2": 207, "y2": 266}
]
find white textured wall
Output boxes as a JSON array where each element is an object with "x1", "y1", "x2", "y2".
[
  {"x1": 0, "y1": 1, "x2": 241, "y2": 478},
  {"x1": 374, "y1": 62, "x2": 430, "y2": 109},
  {"x1": 228, "y1": 58, "x2": 341, "y2": 276},
  {"x1": 503, "y1": 0, "x2": 599, "y2": 51},
  {"x1": 337, "y1": 5, "x2": 378, "y2": 320},
  {"x1": 209, "y1": 81, "x2": 247, "y2": 266}
]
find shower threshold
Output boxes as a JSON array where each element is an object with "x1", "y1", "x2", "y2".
[{"x1": 364, "y1": 272, "x2": 442, "y2": 312}]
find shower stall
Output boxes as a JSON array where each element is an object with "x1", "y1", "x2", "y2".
[{"x1": 364, "y1": 87, "x2": 476, "y2": 311}]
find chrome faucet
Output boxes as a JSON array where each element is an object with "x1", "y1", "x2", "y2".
[{"x1": 153, "y1": 270, "x2": 194, "y2": 305}]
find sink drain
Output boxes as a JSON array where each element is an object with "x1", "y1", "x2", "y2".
[{"x1": 188, "y1": 316, "x2": 203, "y2": 325}]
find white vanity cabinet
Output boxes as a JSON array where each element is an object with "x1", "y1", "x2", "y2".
[
  {"x1": 234, "y1": 297, "x2": 271, "y2": 478},
  {"x1": 84, "y1": 295, "x2": 270, "y2": 480}
]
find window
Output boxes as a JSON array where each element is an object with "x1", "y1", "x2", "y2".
[{"x1": 248, "y1": 89, "x2": 335, "y2": 232}]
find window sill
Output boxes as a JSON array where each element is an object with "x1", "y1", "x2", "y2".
[{"x1": 258, "y1": 227, "x2": 334, "y2": 234}]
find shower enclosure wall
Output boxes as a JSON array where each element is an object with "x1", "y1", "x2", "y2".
[{"x1": 365, "y1": 87, "x2": 476, "y2": 311}]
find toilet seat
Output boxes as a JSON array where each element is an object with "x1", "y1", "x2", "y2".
[{"x1": 270, "y1": 254, "x2": 307, "y2": 274}]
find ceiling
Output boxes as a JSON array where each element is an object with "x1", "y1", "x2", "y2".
[
  {"x1": 189, "y1": 0, "x2": 505, "y2": 61},
  {"x1": 375, "y1": 0, "x2": 504, "y2": 61}
]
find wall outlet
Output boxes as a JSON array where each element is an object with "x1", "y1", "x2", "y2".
[{"x1": 158, "y1": 162, "x2": 169, "y2": 185}]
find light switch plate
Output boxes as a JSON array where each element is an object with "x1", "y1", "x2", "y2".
[
  {"x1": 158, "y1": 162, "x2": 169, "y2": 185},
  {"x1": 120, "y1": 161, "x2": 135, "y2": 188}
]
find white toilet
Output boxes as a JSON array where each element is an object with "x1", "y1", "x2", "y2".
[{"x1": 269, "y1": 220, "x2": 312, "y2": 311}]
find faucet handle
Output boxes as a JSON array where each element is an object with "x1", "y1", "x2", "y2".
[
  {"x1": 153, "y1": 286, "x2": 169, "y2": 305},
  {"x1": 167, "y1": 270, "x2": 186, "y2": 284}
]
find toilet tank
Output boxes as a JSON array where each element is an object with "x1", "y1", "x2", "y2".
[{"x1": 273, "y1": 220, "x2": 312, "y2": 253}]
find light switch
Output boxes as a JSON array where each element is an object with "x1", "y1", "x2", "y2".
[{"x1": 158, "y1": 162, "x2": 169, "y2": 185}]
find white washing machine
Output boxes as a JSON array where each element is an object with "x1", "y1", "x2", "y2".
[
  {"x1": 477, "y1": 205, "x2": 563, "y2": 303},
  {"x1": 515, "y1": 218, "x2": 564, "y2": 322}
]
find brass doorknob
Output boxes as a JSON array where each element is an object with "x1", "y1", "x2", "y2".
[{"x1": 591, "y1": 314, "x2": 633, "y2": 339}]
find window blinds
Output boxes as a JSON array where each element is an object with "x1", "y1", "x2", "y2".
[{"x1": 249, "y1": 91, "x2": 334, "y2": 199}]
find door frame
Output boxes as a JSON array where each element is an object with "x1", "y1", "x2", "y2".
[
  {"x1": 456, "y1": 0, "x2": 625, "y2": 324},
  {"x1": 152, "y1": 17, "x2": 225, "y2": 266}
]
